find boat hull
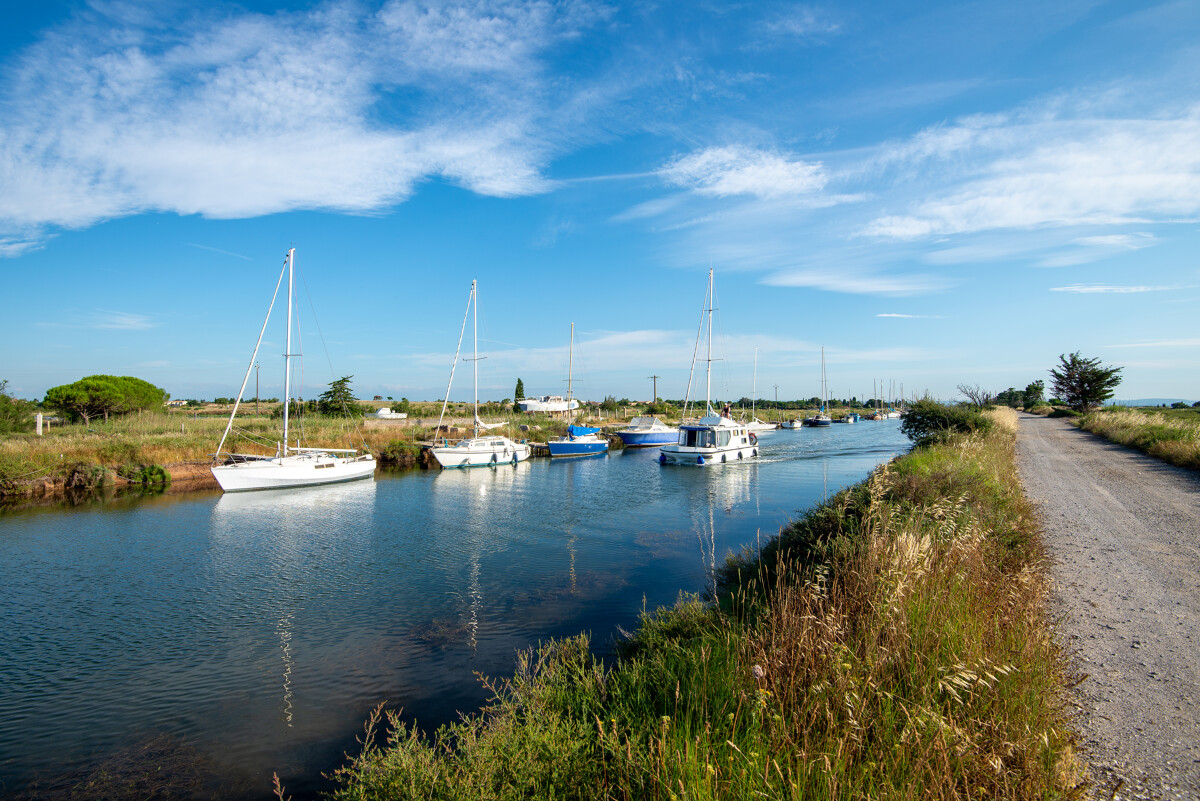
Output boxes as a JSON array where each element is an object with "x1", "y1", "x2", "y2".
[
  {"x1": 616, "y1": 430, "x2": 678, "y2": 447},
  {"x1": 659, "y1": 444, "x2": 758, "y2": 466},
  {"x1": 548, "y1": 438, "x2": 609, "y2": 457},
  {"x1": 431, "y1": 438, "x2": 531, "y2": 469},
  {"x1": 212, "y1": 454, "x2": 376, "y2": 492}
]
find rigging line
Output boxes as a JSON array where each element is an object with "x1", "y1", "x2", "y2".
[
  {"x1": 682, "y1": 277, "x2": 708, "y2": 420},
  {"x1": 297, "y1": 260, "x2": 370, "y2": 450},
  {"x1": 215, "y1": 255, "x2": 288, "y2": 458},
  {"x1": 436, "y1": 282, "x2": 473, "y2": 436}
]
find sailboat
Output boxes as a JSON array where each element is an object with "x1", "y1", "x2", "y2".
[
  {"x1": 547, "y1": 322, "x2": 609, "y2": 458},
  {"x1": 211, "y1": 248, "x2": 376, "y2": 492},
  {"x1": 660, "y1": 269, "x2": 759, "y2": 466},
  {"x1": 745, "y1": 347, "x2": 777, "y2": 432},
  {"x1": 430, "y1": 280, "x2": 532, "y2": 468},
  {"x1": 803, "y1": 346, "x2": 832, "y2": 426}
]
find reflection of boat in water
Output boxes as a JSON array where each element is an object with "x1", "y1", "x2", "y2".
[
  {"x1": 431, "y1": 280, "x2": 532, "y2": 469},
  {"x1": 211, "y1": 248, "x2": 375, "y2": 492},
  {"x1": 660, "y1": 269, "x2": 759, "y2": 467}
]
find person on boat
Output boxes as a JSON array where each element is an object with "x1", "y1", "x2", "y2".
[{"x1": 721, "y1": 402, "x2": 731, "y2": 418}]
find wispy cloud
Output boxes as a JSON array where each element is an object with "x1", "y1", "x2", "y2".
[
  {"x1": 876, "y1": 313, "x2": 943, "y2": 318},
  {"x1": 858, "y1": 107, "x2": 1200, "y2": 240},
  {"x1": 659, "y1": 146, "x2": 827, "y2": 199},
  {"x1": 764, "y1": 268, "x2": 949, "y2": 296},
  {"x1": 1050, "y1": 284, "x2": 1176, "y2": 293},
  {"x1": 94, "y1": 311, "x2": 154, "y2": 330},
  {"x1": 0, "y1": 1, "x2": 609, "y2": 250},
  {"x1": 760, "y1": 7, "x2": 841, "y2": 40}
]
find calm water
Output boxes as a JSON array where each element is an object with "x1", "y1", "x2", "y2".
[{"x1": 0, "y1": 421, "x2": 908, "y2": 799}]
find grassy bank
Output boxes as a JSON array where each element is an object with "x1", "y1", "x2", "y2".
[
  {"x1": 323, "y1": 407, "x2": 1079, "y2": 800},
  {"x1": 1077, "y1": 407, "x2": 1200, "y2": 470},
  {"x1": 0, "y1": 410, "x2": 598, "y2": 487}
]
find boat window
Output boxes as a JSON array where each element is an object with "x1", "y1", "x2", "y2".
[{"x1": 717, "y1": 430, "x2": 731, "y2": 447}]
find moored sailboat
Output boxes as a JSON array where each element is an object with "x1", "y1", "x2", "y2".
[
  {"x1": 211, "y1": 248, "x2": 376, "y2": 492},
  {"x1": 660, "y1": 269, "x2": 759, "y2": 466},
  {"x1": 548, "y1": 322, "x2": 609, "y2": 458},
  {"x1": 430, "y1": 281, "x2": 531, "y2": 468}
]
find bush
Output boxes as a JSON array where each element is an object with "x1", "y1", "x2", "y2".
[
  {"x1": 0, "y1": 379, "x2": 34, "y2": 434},
  {"x1": 1048, "y1": 408, "x2": 1081, "y2": 419},
  {"x1": 899, "y1": 398, "x2": 993, "y2": 446}
]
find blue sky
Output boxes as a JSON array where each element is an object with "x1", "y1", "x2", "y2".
[{"x1": 2, "y1": 0, "x2": 1198, "y2": 405}]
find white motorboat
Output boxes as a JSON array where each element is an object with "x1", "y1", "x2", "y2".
[
  {"x1": 517, "y1": 395, "x2": 580, "y2": 413},
  {"x1": 211, "y1": 248, "x2": 376, "y2": 492},
  {"x1": 431, "y1": 280, "x2": 531, "y2": 469},
  {"x1": 660, "y1": 269, "x2": 759, "y2": 466},
  {"x1": 616, "y1": 416, "x2": 679, "y2": 447}
]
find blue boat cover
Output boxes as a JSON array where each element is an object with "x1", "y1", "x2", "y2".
[{"x1": 568, "y1": 425, "x2": 600, "y2": 438}]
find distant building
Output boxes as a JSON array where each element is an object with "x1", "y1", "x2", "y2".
[{"x1": 165, "y1": 399, "x2": 187, "y2": 407}]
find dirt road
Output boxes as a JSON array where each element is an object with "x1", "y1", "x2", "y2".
[{"x1": 1016, "y1": 415, "x2": 1200, "y2": 799}]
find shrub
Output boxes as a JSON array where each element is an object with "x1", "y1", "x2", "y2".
[{"x1": 899, "y1": 398, "x2": 993, "y2": 446}]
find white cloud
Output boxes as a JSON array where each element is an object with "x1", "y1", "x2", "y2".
[
  {"x1": 1050, "y1": 284, "x2": 1175, "y2": 293},
  {"x1": 876, "y1": 313, "x2": 943, "y2": 318},
  {"x1": 764, "y1": 268, "x2": 949, "y2": 296},
  {"x1": 859, "y1": 111, "x2": 1200, "y2": 239},
  {"x1": 761, "y1": 7, "x2": 841, "y2": 39},
  {"x1": 0, "y1": 1, "x2": 596, "y2": 249},
  {"x1": 659, "y1": 146, "x2": 827, "y2": 199}
]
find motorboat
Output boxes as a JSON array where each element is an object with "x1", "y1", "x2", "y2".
[
  {"x1": 548, "y1": 322, "x2": 609, "y2": 458},
  {"x1": 616, "y1": 416, "x2": 679, "y2": 447}
]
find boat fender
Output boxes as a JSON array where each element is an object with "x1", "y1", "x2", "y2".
[
  {"x1": 752, "y1": 448, "x2": 758, "y2": 457},
  {"x1": 697, "y1": 455, "x2": 704, "y2": 465},
  {"x1": 721, "y1": 453, "x2": 727, "y2": 463},
  {"x1": 737, "y1": 451, "x2": 743, "y2": 459},
  {"x1": 749, "y1": 432, "x2": 757, "y2": 445},
  {"x1": 512, "y1": 453, "x2": 518, "y2": 465},
  {"x1": 659, "y1": 453, "x2": 667, "y2": 464},
  {"x1": 491, "y1": 452, "x2": 498, "y2": 463}
]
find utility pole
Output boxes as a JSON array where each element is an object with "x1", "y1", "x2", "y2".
[
  {"x1": 647, "y1": 374, "x2": 660, "y2": 404},
  {"x1": 255, "y1": 362, "x2": 260, "y2": 416}
]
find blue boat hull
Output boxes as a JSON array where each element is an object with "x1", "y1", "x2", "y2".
[
  {"x1": 616, "y1": 431, "x2": 678, "y2": 447},
  {"x1": 548, "y1": 440, "x2": 609, "y2": 458}
]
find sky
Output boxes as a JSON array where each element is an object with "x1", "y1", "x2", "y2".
[{"x1": 1, "y1": 0, "x2": 1198, "y2": 405}]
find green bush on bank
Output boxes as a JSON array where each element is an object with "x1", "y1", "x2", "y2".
[
  {"x1": 325, "y1": 411, "x2": 1079, "y2": 801},
  {"x1": 899, "y1": 398, "x2": 993, "y2": 446}
]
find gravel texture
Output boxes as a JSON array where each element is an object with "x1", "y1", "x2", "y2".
[{"x1": 1016, "y1": 414, "x2": 1200, "y2": 800}]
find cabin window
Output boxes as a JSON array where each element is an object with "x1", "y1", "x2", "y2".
[{"x1": 717, "y1": 430, "x2": 731, "y2": 447}]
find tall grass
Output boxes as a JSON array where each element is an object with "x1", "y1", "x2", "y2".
[
  {"x1": 324, "y1": 414, "x2": 1079, "y2": 800},
  {"x1": 1078, "y1": 408, "x2": 1200, "y2": 470}
]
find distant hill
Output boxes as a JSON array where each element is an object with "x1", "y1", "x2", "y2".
[{"x1": 1107, "y1": 398, "x2": 1197, "y2": 407}]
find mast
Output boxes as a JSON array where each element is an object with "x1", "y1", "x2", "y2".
[
  {"x1": 282, "y1": 248, "x2": 294, "y2": 455},
  {"x1": 472, "y1": 280, "x2": 479, "y2": 439},
  {"x1": 752, "y1": 347, "x2": 758, "y2": 419},
  {"x1": 705, "y1": 268, "x2": 713, "y2": 414},
  {"x1": 566, "y1": 322, "x2": 574, "y2": 424}
]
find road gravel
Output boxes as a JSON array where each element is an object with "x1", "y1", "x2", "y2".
[{"x1": 1016, "y1": 414, "x2": 1200, "y2": 800}]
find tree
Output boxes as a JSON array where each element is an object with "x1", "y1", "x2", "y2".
[
  {"x1": 513, "y1": 378, "x2": 525, "y2": 413},
  {"x1": 0, "y1": 379, "x2": 34, "y2": 434},
  {"x1": 901, "y1": 398, "x2": 993, "y2": 447},
  {"x1": 1049, "y1": 352, "x2": 1123, "y2": 412},
  {"x1": 1024, "y1": 380, "x2": 1045, "y2": 406},
  {"x1": 44, "y1": 375, "x2": 167, "y2": 424},
  {"x1": 956, "y1": 383, "x2": 995, "y2": 409},
  {"x1": 318, "y1": 375, "x2": 362, "y2": 417}
]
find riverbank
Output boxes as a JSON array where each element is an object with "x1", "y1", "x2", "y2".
[
  {"x1": 322, "y1": 407, "x2": 1081, "y2": 800},
  {"x1": 1076, "y1": 407, "x2": 1200, "y2": 470}
]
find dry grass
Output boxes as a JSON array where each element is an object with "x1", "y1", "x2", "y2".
[
  {"x1": 324, "y1": 422, "x2": 1081, "y2": 800},
  {"x1": 1078, "y1": 408, "x2": 1200, "y2": 470}
]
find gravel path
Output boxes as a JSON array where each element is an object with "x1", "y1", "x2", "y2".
[{"x1": 1016, "y1": 414, "x2": 1200, "y2": 800}]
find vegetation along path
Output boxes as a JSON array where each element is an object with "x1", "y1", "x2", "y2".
[{"x1": 1016, "y1": 414, "x2": 1200, "y2": 799}]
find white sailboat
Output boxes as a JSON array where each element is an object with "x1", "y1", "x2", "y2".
[
  {"x1": 211, "y1": 248, "x2": 376, "y2": 492},
  {"x1": 803, "y1": 346, "x2": 832, "y2": 426},
  {"x1": 431, "y1": 280, "x2": 531, "y2": 469},
  {"x1": 745, "y1": 347, "x2": 777, "y2": 432},
  {"x1": 660, "y1": 269, "x2": 759, "y2": 466}
]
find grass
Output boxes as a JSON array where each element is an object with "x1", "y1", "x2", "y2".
[
  {"x1": 1077, "y1": 407, "x2": 1200, "y2": 470},
  {"x1": 0, "y1": 407, "x2": 619, "y2": 486},
  {"x1": 322, "y1": 406, "x2": 1080, "y2": 800}
]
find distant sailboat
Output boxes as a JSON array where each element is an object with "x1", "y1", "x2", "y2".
[
  {"x1": 803, "y1": 347, "x2": 832, "y2": 427},
  {"x1": 430, "y1": 280, "x2": 532, "y2": 468},
  {"x1": 548, "y1": 322, "x2": 609, "y2": 458},
  {"x1": 745, "y1": 347, "x2": 777, "y2": 432}
]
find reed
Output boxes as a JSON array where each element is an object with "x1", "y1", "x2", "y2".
[
  {"x1": 325, "y1": 417, "x2": 1080, "y2": 800},
  {"x1": 1077, "y1": 407, "x2": 1200, "y2": 470}
]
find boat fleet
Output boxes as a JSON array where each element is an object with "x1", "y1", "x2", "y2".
[{"x1": 210, "y1": 252, "x2": 902, "y2": 491}]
